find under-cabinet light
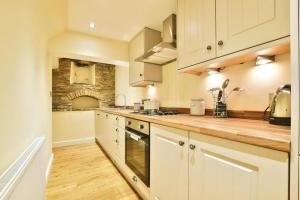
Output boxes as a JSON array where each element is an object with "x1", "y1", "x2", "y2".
[
  {"x1": 208, "y1": 68, "x2": 220, "y2": 75},
  {"x1": 89, "y1": 22, "x2": 96, "y2": 29},
  {"x1": 256, "y1": 56, "x2": 275, "y2": 66}
]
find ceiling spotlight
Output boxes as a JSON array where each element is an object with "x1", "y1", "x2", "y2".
[
  {"x1": 208, "y1": 68, "x2": 220, "y2": 75},
  {"x1": 256, "y1": 55, "x2": 275, "y2": 66},
  {"x1": 89, "y1": 22, "x2": 96, "y2": 29}
]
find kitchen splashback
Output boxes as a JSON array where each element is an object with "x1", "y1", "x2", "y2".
[
  {"x1": 52, "y1": 58, "x2": 115, "y2": 111},
  {"x1": 143, "y1": 53, "x2": 291, "y2": 111}
]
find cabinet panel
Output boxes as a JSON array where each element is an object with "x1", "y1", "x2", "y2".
[
  {"x1": 189, "y1": 132, "x2": 289, "y2": 200},
  {"x1": 216, "y1": 0, "x2": 290, "y2": 56},
  {"x1": 177, "y1": 0, "x2": 216, "y2": 69},
  {"x1": 150, "y1": 124, "x2": 189, "y2": 200}
]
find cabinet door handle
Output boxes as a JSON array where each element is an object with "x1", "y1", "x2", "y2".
[
  {"x1": 116, "y1": 117, "x2": 118, "y2": 121},
  {"x1": 97, "y1": 114, "x2": 100, "y2": 116},
  {"x1": 139, "y1": 73, "x2": 143, "y2": 77},
  {"x1": 206, "y1": 45, "x2": 212, "y2": 50},
  {"x1": 218, "y1": 40, "x2": 224, "y2": 46},
  {"x1": 189, "y1": 144, "x2": 196, "y2": 150},
  {"x1": 132, "y1": 176, "x2": 138, "y2": 182},
  {"x1": 178, "y1": 141, "x2": 185, "y2": 146},
  {"x1": 115, "y1": 139, "x2": 119, "y2": 143},
  {"x1": 106, "y1": 114, "x2": 108, "y2": 118},
  {"x1": 115, "y1": 128, "x2": 119, "y2": 132}
]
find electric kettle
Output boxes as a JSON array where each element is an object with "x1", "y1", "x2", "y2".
[{"x1": 269, "y1": 84, "x2": 291, "y2": 126}]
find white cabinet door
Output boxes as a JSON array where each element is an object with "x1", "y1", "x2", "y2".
[
  {"x1": 95, "y1": 111, "x2": 106, "y2": 144},
  {"x1": 177, "y1": 0, "x2": 216, "y2": 69},
  {"x1": 216, "y1": 0, "x2": 290, "y2": 56},
  {"x1": 189, "y1": 132, "x2": 289, "y2": 200},
  {"x1": 150, "y1": 124, "x2": 189, "y2": 200},
  {"x1": 129, "y1": 32, "x2": 144, "y2": 84}
]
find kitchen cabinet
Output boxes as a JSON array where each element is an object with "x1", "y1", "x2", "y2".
[
  {"x1": 129, "y1": 28, "x2": 162, "y2": 86},
  {"x1": 150, "y1": 124, "x2": 289, "y2": 200},
  {"x1": 177, "y1": 0, "x2": 290, "y2": 70},
  {"x1": 150, "y1": 125, "x2": 189, "y2": 200},
  {"x1": 216, "y1": 0, "x2": 290, "y2": 57},
  {"x1": 177, "y1": 0, "x2": 216, "y2": 69},
  {"x1": 95, "y1": 111, "x2": 125, "y2": 161}
]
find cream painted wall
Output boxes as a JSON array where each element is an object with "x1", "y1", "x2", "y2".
[
  {"x1": 48, "y1": 31, "x2": 129, "y2": 68},
  {"x1": 115, "y1": 66, "x2": 145, "y2": 106},
  {"x1": 145, "y1": 53, "x2": 291, "y2": 111},
  {"x1": 0, "y1": 0, "x2": 67, "y2": 174},
  {"x1": 52, "y1": 111, "x2": 95, "y2": 143}
]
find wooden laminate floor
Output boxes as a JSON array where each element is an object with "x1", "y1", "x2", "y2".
[{"x1": 46, "y1": 143, "x2": 140, "y2": 200}]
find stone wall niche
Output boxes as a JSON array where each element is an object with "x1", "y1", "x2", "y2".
[{"x1": 52, "y1": 58, "x2": 115, "y2": 111}]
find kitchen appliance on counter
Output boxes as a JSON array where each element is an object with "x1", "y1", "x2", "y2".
[
  {"x1": 125, "y1": 118, "x2": 150, "y2": 187},
  {"x1": 133, "y1": 102, "x2": 142, "y2": 112},
  {"x1": 134, "y1": 109, "x2": 179, "y2": 116},
  {"x1": 190, "y1": 99, "x2": 205, "y2": 116},
  {"x1": 143, "y1": 100, "x2": 160, "y2": 110},
  {"x1": 269, "y1": 84, "x2": 291, "y2": 126}
]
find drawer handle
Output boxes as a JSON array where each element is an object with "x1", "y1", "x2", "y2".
[
  {"x1": 206, "y1": 45, "x2": 212, "y2": 50},
  {"x1": 178, "y1": 141, "x2": 185, "y2": 146},
  {"x1": 139, "y1": 73, "x2": 143, "y2": 77},
  {"x1": 189, "y1": 144, "x2": 196, "y2": 150},
  {"x1": 132, "y1": 176, "x2": 138, "y2": 182},
  {"x1": 115, "y1": 128, "x2": 119, "y2": 132},
  {"x1": 218, "y1": 40, "x2": 224, "y2": 46},
  {"x1": 115, "y1": 139, "x2": 119, "y2": 143},
  {"x1": 116, "y1": 117, "x2": 119, "y2": 121}
]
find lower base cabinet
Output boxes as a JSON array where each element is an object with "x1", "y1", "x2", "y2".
[
  {"x1": 150, "y1": 124, "x2": 289, "y2": 200},
  {"x1": 95, "y1": 111, "x2": 150, "y2": 199}
]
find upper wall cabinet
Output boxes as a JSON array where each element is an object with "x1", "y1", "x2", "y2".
[
  {"x1": 129, "y1": 28, "x2": 163, "y2": 87},
  {"x1": 177, "y1": 0, "x2": 290, "y2": 71},
  {"x1": 177, "y1": 0, "x2": 216, "y2": 69}
]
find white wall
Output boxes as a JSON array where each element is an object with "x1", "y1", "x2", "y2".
[
  {"x1": 115, "y1": 66, "x2": 145, "y2": 106},
  {"x1": 0, "y1": 0, "x2": 67, "y2": 174},
  {"x1": 144, "y1": 53, "x2": 291, "y2": 111},
  {"x1": 52, "y1": 111, "x2": 95, "y2": 145},
  {"x1": 48, "y1": 31, "x2": 129, "y2": 68}
]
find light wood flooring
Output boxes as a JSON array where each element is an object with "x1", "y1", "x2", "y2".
[{"x1": 46, "y1": 143, "x2": 140, "y2": 200}]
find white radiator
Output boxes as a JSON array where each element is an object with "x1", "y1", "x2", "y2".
[{"x1": 0, "y1": 137, "x2": 45, "y2": 200}]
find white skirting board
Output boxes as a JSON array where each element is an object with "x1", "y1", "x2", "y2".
[
  {"x1": 0, "y1": 137, "x2": 45, "y2": 200},
  {"x1": 46, "y1": 153, "x2": 54, "y2": 182},
  {"x1": 52, "y1": 137, "x2": 95, "y2": 148}
]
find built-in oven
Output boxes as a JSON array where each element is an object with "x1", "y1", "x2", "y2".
[{"x1": 125, "y1": 118, "x2": 150, "y2": 187}]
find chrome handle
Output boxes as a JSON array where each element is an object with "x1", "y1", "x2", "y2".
[
  {"x1": 189, "y1": 144, "x2": 196, "y2": 150},
  {"x1": 206, "y1": 45, "x2": 212, "y2": 50},
  {"x1": 178, "y1": 141, "x2": 185, "y2": 146},
  {"x1": 218, "y1": 40, "x2": 224, "y2": 46}
]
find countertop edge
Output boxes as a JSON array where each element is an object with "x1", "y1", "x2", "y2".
[{"x1": 98, "y1": 109, "x2": 291, "y2": 153}]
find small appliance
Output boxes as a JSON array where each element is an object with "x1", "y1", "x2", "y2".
[
  {"x1": 269, "y1": 84, "x2": 291, "y2": 126},
  {"x1": 190, "y1": 99, "x2": 205, "y2": 116}
]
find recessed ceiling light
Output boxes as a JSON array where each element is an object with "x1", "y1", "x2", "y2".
[
  {"x1": 89, "y1": 22, "x2": 96, "y2": 29},
  {"x1": 256, "y1": 55, "x2": 275, "y2": 66}
]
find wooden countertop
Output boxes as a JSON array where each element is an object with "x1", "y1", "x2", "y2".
[{"x1": 98, "y1": 109, "x2": 291, "y2": 153}]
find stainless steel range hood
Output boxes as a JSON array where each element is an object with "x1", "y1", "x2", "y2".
[{"x1": 135, "y1": 14, "x2": 177, "y2": 65}]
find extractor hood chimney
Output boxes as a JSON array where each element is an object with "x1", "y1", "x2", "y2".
[{"x1": 135, "y1": 14, "x2": 177, "y2": 65}]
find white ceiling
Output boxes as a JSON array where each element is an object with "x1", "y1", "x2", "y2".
[{"x1": 68, "y1": 0, "x2": 177, "y2": 42}]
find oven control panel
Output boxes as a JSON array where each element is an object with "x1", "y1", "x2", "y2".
[{"x1": 125, "y1": 118, "x2": 150, "y2": 135}]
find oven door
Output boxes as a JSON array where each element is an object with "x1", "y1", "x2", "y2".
[{"x1": 125, "y1": 129, "x2": 150, "y2": 187}]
